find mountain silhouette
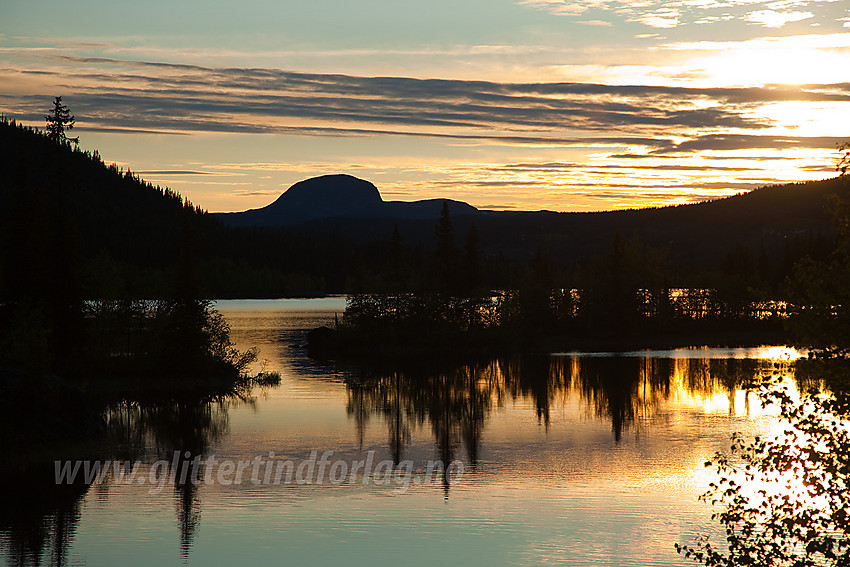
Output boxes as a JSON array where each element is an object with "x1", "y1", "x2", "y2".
[
  {"x1": 217, "y1": 174, "x2": 479, "y2": 228},
  {"x1": 215, "y1": 172, "x2": 850, "y2": 273},
  {"x1": 3, "y1": 115, "x2": 849, "y2": 299}
]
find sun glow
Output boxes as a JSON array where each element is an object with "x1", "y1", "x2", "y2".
[
  {"x1": 704, "y1": 48, "x2": 846, "y2": 87},
  {"x1": 748, "y1": 101, "x2": 850, "y2": 137}
]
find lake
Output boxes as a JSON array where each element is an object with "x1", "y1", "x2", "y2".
[{"x1": 2, "y1": 298, "x2": 801, "y2": 566}]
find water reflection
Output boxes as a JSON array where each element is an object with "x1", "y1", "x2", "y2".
[
  {"x1": 346, "y1": 361, "x2": 495, "y2": 495},
  {"x1": 106, "y1": 396, "x2": 239, "y2": 558},
  {"x1": 344, "y1": 354, "x2": 790, "y2": 453},
  {"x1": 0, "y1": 349, "x2": 799, "y2": 566},
  {"x1": 0, "y1": 469, "x2": 87, "y2": 567},
  {"x1": 1, "y1": 391, "x2": 249, "y2": 565}
]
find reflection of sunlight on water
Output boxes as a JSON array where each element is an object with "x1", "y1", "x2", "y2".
[
  {"x1": 665, "y1": 360, "x2": 796, "y2": 418},
  {"x1": 560, "y1": 351, "x2": 798, "y2": 420},
  {"x1": 3, "y1": 301, "x2": 815, "y2": 567},
  {"x1": 554, "y1": 346, "x2": 804, "y2": 360},
  {"x1": 213, "y1": 297, "x2": 348, "y2": 312},
  {"x1": 758, "y1": 346, "x2": 804, "y2": 361},
  {"x1": 695, "y1": 390, "x2": 756, "y2": 416},
  {"x1": 692, "y1": 392, "x2": 845, "y2": 549},
  {"x1": 211, "y1": 302, "x2": 811, "y2": 566}
]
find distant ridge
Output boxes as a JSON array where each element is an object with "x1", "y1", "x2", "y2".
[
  {"x1": 217, "y1": 174, "x2": 479, "y2": 228},
  {"x1": 214, "y1": 173, "x2": 850, "y2": 270},
  {"x1": 5, "y1": 113, "x2": 846, "y2": 299}
]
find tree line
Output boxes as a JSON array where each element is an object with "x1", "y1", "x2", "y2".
[
  {"x1": 332, "y1": 195, "x2": 847, "y2": 353},
  {"x1": 2, "y1": 101, "x2": 848, "y2": 364}
]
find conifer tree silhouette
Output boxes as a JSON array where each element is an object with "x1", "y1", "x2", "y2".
[{"x1": 45, "y1": 96, "x2": 79, "y2": 147}]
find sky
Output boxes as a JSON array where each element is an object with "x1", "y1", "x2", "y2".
[{"x1": 1, "y1": 0, "x2": 848, "y2": 212}]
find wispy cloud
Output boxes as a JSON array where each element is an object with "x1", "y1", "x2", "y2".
[
  {"x1": 518, "y1": 0, "x2": 841, "y2": 27},
  {"x1": 745, "y1": 9, "x2": 813, "y2": 27},
  {"x1": 647, "y1": 133, "x2": 843, "y2": 153},
  {"x1": 2, "y1": 55, "x2": 846, "y2": 161},
  {"x1": 1, "y1": 53, "x2": 842, "y2": 212},
  {"x1": 1, "y1": 56, "x2": 793, "y2": 135},
  {"x1": 628, "y1": 9, "x2": 681, "y2": 29},
  {"x1": 662, "y1": 32, "x2": 850, "y2": 50},
  {"x1": 136, "y1": 170, "x2": 215, "y2": 175}
]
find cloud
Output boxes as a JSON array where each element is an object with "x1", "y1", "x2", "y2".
[
  {"x1": 516, "y1": 0, "x2": 593, "y2": 16},
  {"x1": 799, "y1": 164, "x2": 838, "y2": 171},
  {"x1": 74, "y1": 126, "x2": 193, "y2": 135},
  {"x1": 662, "y1": 32, "x2": 850, "y2": 50},
  {"x1": 231, "y1": 190, "x2": 283, "y2": 197},
  {"x1": 576, "y1": 20, "x2": 615, "y2": 26},
  {"x1": 2, "y1": 56, "x2": 788, "y2": 137},
  {"x1": 136, "y1": 170, "x2": 215, "y2": 175},
  {"x1": 628, "y1": 10, "x2": 681, "y2": 28},
  {"x1": 491, "y1": 162, "x2": 759, "y2": 172},
  {"x1": 648, "y1": 133, "x2": 842, "y2": 153},
  {"x1": 746, "y1": 9, "x2": 814, "y2": 27},
  {"x1": 694, "y1": 14, "x2": 736, "y2": 24},
  {"x1": 1, "y1": 55, "x2": 846, "y2": 173},
  {"x1": 517, "y1": 0, "x2": 840, "y2": 30}
]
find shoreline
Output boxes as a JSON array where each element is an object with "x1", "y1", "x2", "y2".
[{"x1": 307, "y1": 324, "x2": 794, "y2": 360}]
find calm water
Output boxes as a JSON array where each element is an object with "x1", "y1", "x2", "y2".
[{"x1": 2, "y1": 299, "x2": 801, "y2": 566}]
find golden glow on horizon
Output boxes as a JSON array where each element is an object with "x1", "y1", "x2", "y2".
[
  {"x1": 3, "y1": 26, "x2": 848, "y2": 212},
  {"x1": 749, "y1": 101, "x2": 849, "y2": 137}
]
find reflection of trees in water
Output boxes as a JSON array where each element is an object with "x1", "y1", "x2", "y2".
[
  {"x1": 0, "y1": 394, "x2": 240, "y2": 565},
  {"x1": 0, "y1": 354, "x2": 793, "y2": 564},
  {"x1": 173, "y1": 451, "x2": 201, "y2": 559},
  {"x1": 500, "y1": 356, "x2": 563, "y2": 428},
  {"x1": 104, "y1": 398, "x2": 230, "y2": 461},
  {"x1": 346, "y1": 370, "x2": 419, "y2": 460},
  {"x1": 574, "y1": 356, "x2": 771, "y2": 438},
  {"x1": 0, "y1": 469, "x2": 87, "y2": 567},
  {"x1": 345, "y1": 354, "x2": 788, "y2": 456},
  {"x1": 104, "y1": 396, "x2": 232, "y2": 559},
  {"x1": 576, "y1": 357, "x2": 642, "y2": 441},
  {"x1": 346, "y1": 361, "x2": 498, "y2": 469}
]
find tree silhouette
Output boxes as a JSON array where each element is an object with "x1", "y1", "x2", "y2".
[
  {"x1": 45, "y1": 96, "x2": 79, "y2": 147},
  {"x1": 787, "y1": 196, "x2": 850, "y2": 356},
  {"x1": 461, "y1": 223, "x2": 481, "y2": 295},
  {"x1": 434, "y1": 201, "x2": 456, "y2": 293},
  {"x1": 677, "y1": 373, "x2": 850, "y2": 567},
  {"x1": 839, "y1": 141, "x2": 849, "y2": 176}
]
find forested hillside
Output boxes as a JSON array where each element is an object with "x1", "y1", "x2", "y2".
[{"x1": 2, "y1": 115, "x2": 847, "y2": 300}]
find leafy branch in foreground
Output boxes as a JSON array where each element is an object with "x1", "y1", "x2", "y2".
[{"x1": 676, "y1": 373, "x2": 850, "y2": 566}]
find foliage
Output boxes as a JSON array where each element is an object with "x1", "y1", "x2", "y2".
[
  {"x1": 82, "y1": 298, "x2": 258, "y2": 379},
  {"x1": 838, "y1": 141, "x2": 849, "y2": 176},
  {"x1": 3, "y1": 111, "x2": 849, "y2": 300},
  {"x1": 44, "y1": 96, "x2": 78, "y2": 147},
  {"x1": 434, "y1": 201, "x2": 457, "y2": 293},
  {"x1": 677, "y1": 373, "x2": 850, "y2": 566},
  {"x1": 787, "y1": 196, "x2": 850, "y2": 357},
  {"x1": 577, "y1": 233, "x2": 670, "y2": 333}
]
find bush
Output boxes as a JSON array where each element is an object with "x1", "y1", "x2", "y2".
[{"x1": 677, "y1": 371, "x2": 850, "y2": 566}]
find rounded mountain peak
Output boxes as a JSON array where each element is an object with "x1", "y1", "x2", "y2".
[
  {"x1": 281, "y1": 174, "x2": 382, "y2": 205},
  {"x1": 267, "y1": 174, "x2": 384, "y2": 221}
]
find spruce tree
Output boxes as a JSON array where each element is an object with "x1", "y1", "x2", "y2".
[
  {"x1": 434, "y1": 201, "x2": 456, "y2": 293},
  {"x1": 45, "y1": 96, "x2": 79, "y2": 147}
]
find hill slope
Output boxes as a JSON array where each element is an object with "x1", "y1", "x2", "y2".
[
  {"x1": 475, "y1": 177, "x2": 850, "y2": 268},
  {"x1": 2, "y1": 116, "x2": 847, "y2": 297},
  {"x1": 0, "y1": 119, "x2": 325, "y2": 297}
]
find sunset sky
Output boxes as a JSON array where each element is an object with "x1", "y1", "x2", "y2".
[{"x1": 2, "y1": 0, "x2": 848, "y2": 212}]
